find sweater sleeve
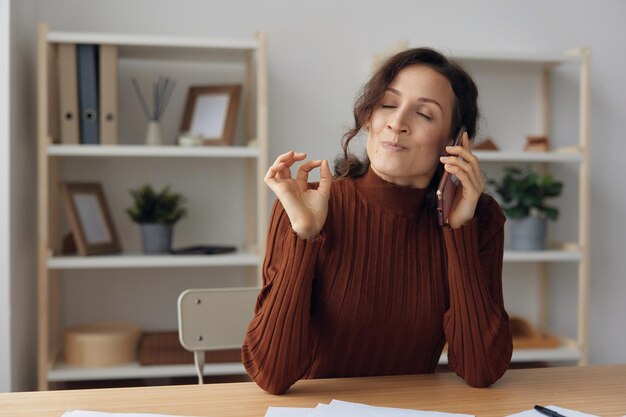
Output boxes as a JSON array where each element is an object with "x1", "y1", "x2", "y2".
[
  {"x1": 242, "y1": 199, "x2": 324, "y2": 394},
  {"x1": 442, "y1": 194, "x2": 513, "y2": 387}
]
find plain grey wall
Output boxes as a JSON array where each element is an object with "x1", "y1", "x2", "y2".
[
  {"x1": 3, "y1": 0, "x2": 626, "y2": 392},
  {"x1": 0, "y1": 0, "x2": 11, "y2": 393}
]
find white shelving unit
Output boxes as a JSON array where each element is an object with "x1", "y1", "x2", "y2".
[
  {"x1": 37, "y1": 24, "x2": 268, "y2": 389},
  {"x1": 452, "y1": 48, "x2": 591, "y2": 367}
]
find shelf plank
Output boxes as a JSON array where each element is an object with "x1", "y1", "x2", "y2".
[
  {"x1": 48, "y1": 344, "x2": 580, "y2": 382},
  {"x1": 47, "y1": 31, "x2": 257, "y2": 50},
  {"x1": 46, "y1": 32, "x2": 258, "y2": 62},
  {"x1": 438, "y1": 344, "x2": 580, "y2": 366},
  {"x1": 47, "y1": 144, "x2": 260, "y2": 158},
  {"x1": 503, "y1": 250, "x2": 582, "y2": 262},
  {"x1": 47, "y1": 250, "x2": 580, "y2": 269},
  {"x1": 473, "y1": 150, "x2": 583, "y2": 163},
  {"x1": 449, "y1": 49, "x2": 580, "y2": 65},
  {"x1": 48, "y1": 361, "x2": 245, "y2": 382},
  {"x1": 48, "y1": 252, "x2": 260, "y2": 270}
]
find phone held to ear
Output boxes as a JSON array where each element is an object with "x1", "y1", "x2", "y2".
[{"x1": 437, "y1": 127, "x2": 466, "y2": 227}]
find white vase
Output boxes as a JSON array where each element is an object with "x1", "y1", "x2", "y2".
[{"x1": 144, "y1": 120, "x2": 163, "y2": 146}]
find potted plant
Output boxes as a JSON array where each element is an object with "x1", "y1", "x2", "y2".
[
  {"x1": 127, "y1": 185, "x2": 187, "y2": 254},
  {"x1": 489, "y1": 166, "x2": 563, "y2": 250}
]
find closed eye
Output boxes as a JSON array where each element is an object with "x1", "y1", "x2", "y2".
[
  {"x1": 381, "y1": 104, "x2": 396, "y2": 108},
  {"x1": 418, "y1": 112, "x2": 432, "y2": 120}
]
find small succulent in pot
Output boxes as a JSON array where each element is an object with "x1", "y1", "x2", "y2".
[
  {"x1": 127, "y1": 185, "x2": 187, "y2": 253},
  {"x1": 488, "y1": 166, "x2": 563, "y2": 250}
]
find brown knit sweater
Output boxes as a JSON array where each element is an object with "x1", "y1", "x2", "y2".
[{"x1": 243, "y1": 167, "x2": 512, "y2": 394}]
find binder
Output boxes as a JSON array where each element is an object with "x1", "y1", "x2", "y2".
[
  {"x1": 76, "y1": 44, "x2": 100, "y2": 144},
  {"x1": 57, "y1": 43, "x2": 79, "y2": 144},
  {"x1": 99, "y1": 44, "x2": 118, "y2": 145},
  {"x1": 48, "y1": 43, "x2": 61, "y2": 143}
]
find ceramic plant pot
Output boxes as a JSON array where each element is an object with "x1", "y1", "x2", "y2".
[
  {"x1": 140, "y1": 223, "x2": 173, "y2": 254},
  {"x1": 508, "y1": 215, "x2": 547, "y2": 250}
]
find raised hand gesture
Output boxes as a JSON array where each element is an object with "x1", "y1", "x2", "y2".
[{"x1": 265, "y1": 151, "x2": 332, "y2": 240}]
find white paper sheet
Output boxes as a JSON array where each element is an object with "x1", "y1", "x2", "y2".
[
  {"x1": 506, "y1": 405, "x2": 599, "y2": 417},
  {"x1": 265, "y1": 400, "x2": 474, "y2": 417},
  {"x1": 264, "y1": 406, "x2": 314, "y2": 417}
]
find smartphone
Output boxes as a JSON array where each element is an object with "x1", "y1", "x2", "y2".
[{"x1": 436, "y1": 127, "x2": 466, "y2": 227}]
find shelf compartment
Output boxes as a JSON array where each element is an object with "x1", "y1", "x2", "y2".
[
  {"x1": 47, "y1": 144, "x2": 260, "y2": 158},
  {"x1": 473, "y1": 150, "x2": 583, "y2": 163},
  {"x1": 503, "y1": 250, "x2": 582, "y2": 263},
  {"x1": 48, "y1": 360, "x2": 245, "y2": 382},
  {"x1": 47, "y1": 252, "x2": 260, "y2": 270}
]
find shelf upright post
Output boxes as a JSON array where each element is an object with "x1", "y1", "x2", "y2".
[
  {"x1": 577, "y1": 47, "x2": 591, "y2": 365},
  {"x1": 255, "y1": 32, "x2": 269, "y2": 287},
  {"x1": 536, "y1": 62, "x2": 553, "y2": 333},
  {"x1": 245, "y1": 46, "x2": 257, "y2": 286},
  {"x1": 36, "y1": 22, "x2": 51, "y2": 390}
]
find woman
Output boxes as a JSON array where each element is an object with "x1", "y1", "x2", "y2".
[{"x1": 242, "y1": 47, "x2": 513, "y2": 394}]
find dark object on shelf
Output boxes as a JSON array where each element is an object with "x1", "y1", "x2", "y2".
[
  {"x1": 61, "y1": 232, "x2": 77, "y2": 255},
  {"x1": 473, "y1": 137, "x2": 499, "y2": 150},
  {"x1": 525, "y1": 135, "x2": 551, "y2": 151},
  {"x1": 137, "y1": 331, "x2": 241, "y2": 366},
  {"x1": 170, "y1": 245, "x2": 237, "y2": 255}
]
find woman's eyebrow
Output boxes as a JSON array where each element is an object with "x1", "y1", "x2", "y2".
[{"x1": 386, "y1": 87, "x2": 443, "y2": 111}]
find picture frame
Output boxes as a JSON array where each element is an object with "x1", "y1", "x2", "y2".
[
  {"x1": 179, "y1": 84, "x2": 242, "y2": 146},
  {"x1": 60, "y1": 182, "x2": 122, "y2": 256}
]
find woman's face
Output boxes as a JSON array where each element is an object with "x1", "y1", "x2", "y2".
[{"x1": 366, "y1": 64, "x2": 456, "y2": 188}]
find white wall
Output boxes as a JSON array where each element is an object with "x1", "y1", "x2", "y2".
[
  {"x1": 0, "y1": 0, "x2": 12, "y2": 393},
  {"x1": 5, "y1": 0, "x2": 626, "y2": 390},
  {"x1": 9, "y1": 0, "x2": 39, "y2": 392}
]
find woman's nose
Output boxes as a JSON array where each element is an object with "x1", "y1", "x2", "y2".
[{"x1": 386, "y1": 112, "x2": 409, "y2": 135}]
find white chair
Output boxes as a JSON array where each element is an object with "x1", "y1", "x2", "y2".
[{"x1": 177, "y1": 287, "x2": 260, "y2": 384}]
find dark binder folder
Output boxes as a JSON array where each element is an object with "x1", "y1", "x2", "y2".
[{"x1": 76, "y1": 44, "x2": 100, "y2": 144}]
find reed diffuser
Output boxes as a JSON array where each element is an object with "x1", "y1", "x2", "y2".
[{"x1": 132, "y1": 76, "x2": 176, "y2": 145}]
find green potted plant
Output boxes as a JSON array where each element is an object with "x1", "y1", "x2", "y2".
[
  {"x1": 488, "y1": 166, "x2": 563, "y2": 250},
  {"x1": 127, "y1": 185, "x2": 187, "y2": 254}
]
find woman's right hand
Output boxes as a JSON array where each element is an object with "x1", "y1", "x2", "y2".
[{"x1": 264, "y1": 151, "x2": 332, "y2": 240}]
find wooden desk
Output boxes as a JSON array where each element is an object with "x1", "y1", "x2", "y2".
[{"x1": 1, "y1": 365, "x2": 625, "y2": 417}]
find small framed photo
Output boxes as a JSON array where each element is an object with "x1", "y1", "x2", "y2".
[
  {"x1": 60, "y1": 182, "x2": 122, "y2": 256},
  {"x1": 179, "y1": 84, "x2": 242, "y2": 146}
]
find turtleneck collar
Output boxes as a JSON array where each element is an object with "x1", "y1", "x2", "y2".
[{"x1": 354, "y1": 166, "x2": 427, "y2": 217}]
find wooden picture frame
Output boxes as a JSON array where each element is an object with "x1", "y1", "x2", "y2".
[
  {"x1": 179, "y1": 84, "x2": 242, "y2": 146},
  {"x1": 60, "y1": 182, "x2": 122, "y2": 256}
]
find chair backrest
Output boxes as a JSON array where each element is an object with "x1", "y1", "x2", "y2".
[{"x1": 177, "y1": 287, "x2": 259, "y2": 383}]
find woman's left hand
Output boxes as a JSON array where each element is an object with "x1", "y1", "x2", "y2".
[{"x1": 439, "y1": 132, "x2": 484, "y2": 229}]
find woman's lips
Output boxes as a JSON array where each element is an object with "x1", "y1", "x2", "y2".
[{"x1": 381, "y1": 141, "x2": 407, "y2": 151}]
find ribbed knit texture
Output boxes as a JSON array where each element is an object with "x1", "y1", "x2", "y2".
[{"x1": 243, "y1": 167, "x2": 512, "y2": 394}]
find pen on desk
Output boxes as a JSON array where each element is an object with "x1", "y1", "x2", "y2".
[{"x1": 534, "y1": 405, "x2": 567, "y2": 417}]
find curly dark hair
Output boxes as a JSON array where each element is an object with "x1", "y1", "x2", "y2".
[{"x1": 334, "y1": 47, "x2": 479, "y2": 209}]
